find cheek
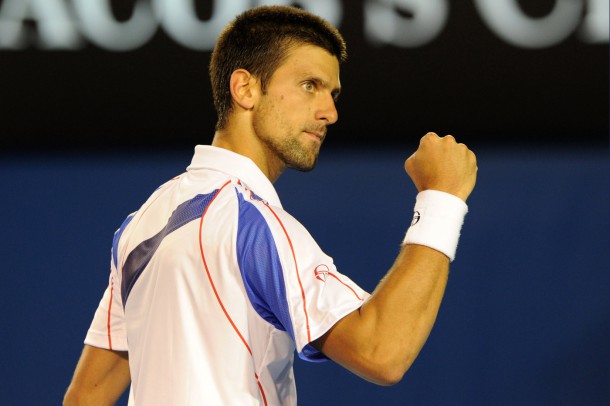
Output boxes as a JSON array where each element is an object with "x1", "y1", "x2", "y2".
[
  {"x1": 256, "y1": 93, "x2": 305, "y2": 135},
  {"x1": 280, "y1": 96, "x2": 307, "y2": 120},
  {"x1": 254, "y1": 99, "x2": 283, "y2": 135},
  {"x1": 266, "y1": 99, "x2": 292, "y2": 126}
]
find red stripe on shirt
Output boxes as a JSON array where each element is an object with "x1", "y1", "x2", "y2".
[
  {"x1": 329, "y1": 272, "x2": 364, "y2": 301},
  {"x1": 199, "y1": 181, "x2": 251, "y2": 354},
  {"x1": 199, "y1": 180, "x2": 268, "y2": 405},
  {"x1": 255, "y1": 373, "x2": 268, "y2": 406}
]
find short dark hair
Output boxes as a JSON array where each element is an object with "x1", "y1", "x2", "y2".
[{"x1": 209, "y1": 6, "x2": 347, "y2": 130}]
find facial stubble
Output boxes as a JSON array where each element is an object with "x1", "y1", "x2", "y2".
[{"x1": 252, "y1": 97, "x2": 322, "y2": 173}]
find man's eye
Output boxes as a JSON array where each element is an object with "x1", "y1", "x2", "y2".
[{"x1": 303, "y1": 81, "x2": 315, "y2": 92}]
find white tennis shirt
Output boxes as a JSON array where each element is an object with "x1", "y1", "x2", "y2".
[{"x1": 85, "y1": 145, "x2": 370, "y2": 405}]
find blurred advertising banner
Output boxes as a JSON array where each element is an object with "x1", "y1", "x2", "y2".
[
  {"x1": 1, "y1": 0, "x2": 607, "y2": 50},
  {"x1": 1, "y1": 0, "x2": 608, "y2": 150}
]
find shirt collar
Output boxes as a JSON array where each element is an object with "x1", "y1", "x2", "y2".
[{"x1": 187, "y1": 145, "x2": 282, "y2": 208}]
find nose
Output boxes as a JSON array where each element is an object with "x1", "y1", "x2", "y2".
[{"x1": 316, "y1": 93, "x2": 338, "y2": 125}]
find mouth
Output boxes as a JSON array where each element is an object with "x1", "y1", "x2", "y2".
[{"x1": 304, "y1": 130, "x2": 326, "y2": 143}]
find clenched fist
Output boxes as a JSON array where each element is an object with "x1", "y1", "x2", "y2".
[{"x1": 404, "y1": 132, "x2": 477, "y2": 202}]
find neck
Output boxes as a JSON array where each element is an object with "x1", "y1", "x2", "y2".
[{"x1": 212, "y1": 125, "x2": 286, "y2": 183}]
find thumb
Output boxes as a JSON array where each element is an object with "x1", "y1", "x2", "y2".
[{"x1": 404, "y1": 151, "x2": 416, "y2": 175}]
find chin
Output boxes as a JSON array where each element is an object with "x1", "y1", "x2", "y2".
[
  {"x1": 293, "y1": 164, "x2": 316, "y2": 173},
  {"x1": 288, "y1": 156, "x2": 318, "y2": 172},
  {"x1": 281, "y1": 142, "x2": 320, "y2": 172}
]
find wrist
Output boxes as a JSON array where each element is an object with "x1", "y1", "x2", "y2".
[{"x1": 402, "y1": 190, "x2": 469, "y2": 262}]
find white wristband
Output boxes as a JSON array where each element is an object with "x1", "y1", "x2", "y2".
[{"x1": 402, "y1": 190, "x2": 469, "y2": 262}]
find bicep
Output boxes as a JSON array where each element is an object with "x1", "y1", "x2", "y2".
[
  {"x1": 312, "y1": 244, "x2": 452, "y2": 386},
  {"x1": 64, "y1": 345, "x2": 130, "y2": 406}
]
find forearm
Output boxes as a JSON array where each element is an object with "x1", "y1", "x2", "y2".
[
  {"x1": 361, "y1": 244, "x2": 449, "y2": 375},
  {"x1": 64, "y1": 346, "x2": 130, "y2": 406},
  {"x1": 316, "y1": 244, "x2": 449, "y2": 385}
]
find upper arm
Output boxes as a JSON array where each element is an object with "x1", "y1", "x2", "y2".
[
  {"x1": 311, "y1": 244, "x2": 451, "y2": 386},
  {"x1": 64, "y1": 345, "x2": 130, "y2": 406},
  {"x1": 310, "y1": 308, "x2": 392, "y2": 385}
]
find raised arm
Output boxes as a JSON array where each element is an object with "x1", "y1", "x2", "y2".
[
  {"x1": 312, "y1": 132, "x2": 477, "y2": 385},
  {"x1": 63, "y1": 345, "x2": 130, "y2": 406}
]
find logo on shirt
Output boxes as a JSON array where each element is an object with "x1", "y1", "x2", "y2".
[{"x1": 314, "y1": 264, "x2": 330, "y2": 282}]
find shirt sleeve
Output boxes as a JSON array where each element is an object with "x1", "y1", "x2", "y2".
[
  {"x1": 84, "y1": 263, "x2": 128, "y2": 351},
  {"x1": 236, "y1": 194, "x2": 370, "y2": 361},
  {"x1": 85, "y1": 214, "x2": 135, "y2": 350}
]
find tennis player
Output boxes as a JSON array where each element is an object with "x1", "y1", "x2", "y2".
[{"x1": 64, "y1": 5, "x2": 477, "y2": 405}]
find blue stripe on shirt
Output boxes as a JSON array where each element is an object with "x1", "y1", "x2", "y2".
[
  {"x1": 112, "y1": 214, "x2": 134, "y2": 269},
  {"x1": 236, "y1": 192, "x2": 327, "y2": 362},
  {"x1": 236, "y1": 191, "x2": 296, "y2": 340},
  {"x1": 120, "y1": 191, "x2": 218, "y2": 306}
]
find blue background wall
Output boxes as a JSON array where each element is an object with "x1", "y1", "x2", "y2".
[{"x1": 1, "y1": 145, "x2": 608, "y2": 405}]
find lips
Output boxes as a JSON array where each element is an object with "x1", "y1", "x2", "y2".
[{"x1": 304, "y1": 129, "x2": 326, "y2": 142}]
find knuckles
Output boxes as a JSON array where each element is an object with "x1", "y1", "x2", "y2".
[{"x1": 409, "y1": 132, "x2": 477, "y2": 174}]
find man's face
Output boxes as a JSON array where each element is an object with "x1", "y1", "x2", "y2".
[{"x1": 252, "y1": 44, "x2": 341, "y2": 172}]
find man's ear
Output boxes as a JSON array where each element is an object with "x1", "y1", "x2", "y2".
[{"x1": 229, "y1": 69, "x2": 259, "y2": 111}]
